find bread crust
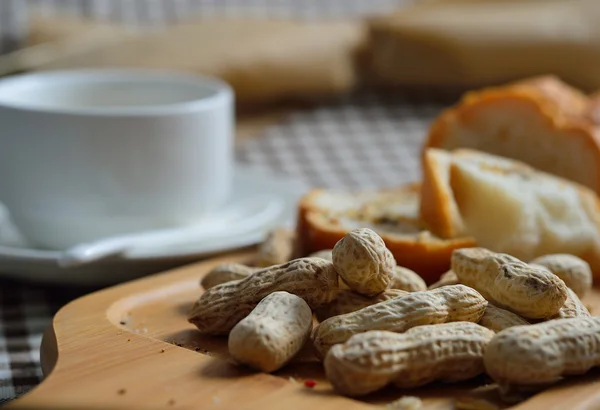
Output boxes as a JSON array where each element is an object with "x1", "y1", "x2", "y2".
[
  {"x1": 420, "y1": 148, "x2": 465, "y2": 239},
  {"x1": 296, "y1": 184, "x2": 476, "y2": 284},
  {"x1": 425, "y1": 76, "x2": 600, "y2": 193}
]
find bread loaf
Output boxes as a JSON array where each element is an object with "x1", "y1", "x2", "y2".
[
  {"x1": 367, "y1": 0, "x2": 600, "y2": 91},
  {"x1": 296, "y1": 183, "x2": 476, "y2": 284},
  {"x1": 425, "y1": 76, "x2": 600, "y2": 194},
  {"x1": 26, "y1": 19, "x2": 366, "y2": 106}
]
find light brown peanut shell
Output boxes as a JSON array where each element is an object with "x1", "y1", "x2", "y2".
[
  {"x1": 452, "y1": 248, "x2": 568, "y2": 319},
  {"x1": 478, "y1": 304, "x2": 529, "y2": 333},
  {"x1": 312, "y1": 284, "x2": 487, "y2": 359},
  {"x1": 188, "y1": 258, "x2": 338, "y2": 335},
  {"x1": 428, "y1": 270, "x2": 459, "y2": 290},
  {"x1": 315, "y1": 289, "x2": 408, "y2": 322},
  {"x1": 530, "y1": 254, "x2": 592, "y2": 298},
  {"x1": 255, "y1": 227, "x2": 296, "y2": 267},
  {"x1": 228, "y1": 291, "x2": 312, "y2": 372},
  {"x1": 484, "y1": 317, "x2": 600, "y2": 386},
  {"x1": 332, "y1": 228, "x2": 395, "y2": 296},
  {"x1": 325, "y1": 322, "x2": 494, "y2": 396},
  {"x1": 201, "y1": 263, "x2": 259, "y2": 290},
  {"x1": 310, "y1": 250, "x2": 348, "y2": 288},
  {"x1": 390, "y1": 266, "x2": 427, "y2": 292},
  {"x1": 553, "y1": 288, "x2": 590, "y2": 319}
]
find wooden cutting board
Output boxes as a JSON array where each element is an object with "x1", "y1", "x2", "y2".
[{"x1": 7, "y1": 251, "x2": 600, "y2": 410}]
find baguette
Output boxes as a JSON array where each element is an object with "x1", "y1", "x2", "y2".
[
  {"x1": 425, "y1": 76, "x2": 600, "y2": 194},
  {"x1": 420, "y1": 148, "x2": 600, "y2": 278},
  {"x1": 296, "y1": 183, "x2": 476, "y2": 284}
]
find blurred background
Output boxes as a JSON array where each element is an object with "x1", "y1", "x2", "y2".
[
  {"x1": 0, "y1": 0, "x2": 590, "y2": 189},
  {"x1": 0, "y1": 0, "x2": 595, "y2": 404}
]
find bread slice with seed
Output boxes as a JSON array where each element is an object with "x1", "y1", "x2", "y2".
[{"x1": 296, "y1": 183, "x2": 476, "y2": 284}]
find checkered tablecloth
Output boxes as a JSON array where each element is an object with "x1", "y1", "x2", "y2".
[
  {"x1": 0, "y1": 0, "x2": 466, "y2": 405},
  {"x1": 238, "y1": 90, "x2": 462, "y2": 190},
  {"x1": 0, "y1": 0, "x2": 413, "y2": 54},
  {"x1": 0, "y1": 281, "x2": 93, "y2": 404}
]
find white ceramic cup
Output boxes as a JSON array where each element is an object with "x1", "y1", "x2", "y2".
[{"x1": 0, "y1": 69, "x2": 234, "y2": 249}]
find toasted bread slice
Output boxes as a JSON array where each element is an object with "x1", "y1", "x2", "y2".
[
  {"x1": 421, "y1": 148, "x2": 600, "y2": 277},
  {"x1": 425, "y1": 76, "x2": 600, "y2": 194},
  {"x1": 296, "y1": 183, "x2": 476, "y2": 284}
]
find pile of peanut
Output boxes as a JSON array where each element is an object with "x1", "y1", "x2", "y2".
[{"x1": 188, "y1": 228, "x2": 598, "y2": 403}]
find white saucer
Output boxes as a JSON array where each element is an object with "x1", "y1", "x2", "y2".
[{"x1": 0, "y1": 165, "x2": 309, "y2": 286}]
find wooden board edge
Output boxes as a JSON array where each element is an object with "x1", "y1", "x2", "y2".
[{"x1": 8, "y1": 251, "x2": 600, "y2": 410}]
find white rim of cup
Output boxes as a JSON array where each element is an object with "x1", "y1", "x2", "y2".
[{"x1": 0, "y1": 69, "x2": 233, "y2": 117}]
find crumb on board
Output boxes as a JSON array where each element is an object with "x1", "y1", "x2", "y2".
[
  {"x1": 117, "y1": 388, "x2": 126, "y2": 395},
  {"x1": 288, "y1": 377, "x2": 297, "y2": 384},
  {"x1": 168, "y1": 399, "x2": 176, "y2": 406},
  {"x1": 119, "y1": 321, "x2": 126, "y2": 325},
  {"x1": 160, "y1": 349, "x2": 165, "y2": 353},
  {"x1": 386, "y1": 396, "x2": 422, "y2": 410},
  {"x1": 194, "y1": 348, "x2": 212, "y2": 355},
  {"x1": 127, "y1": 338, "x2": 131, "y2": 342}
]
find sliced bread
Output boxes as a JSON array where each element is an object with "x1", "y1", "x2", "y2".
[
  {"x1": 420, "y1": 148, "x2": 600, "y2": 277},
  {"x1": 420, "y1": 148, "x2": 466, "y2": 239},
  {"x1": 296, "y1": 183, "x2": 476, "y2": 284},
  {"x1": 425, "y1": 76, "x2": 600, "y2": 194}
]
